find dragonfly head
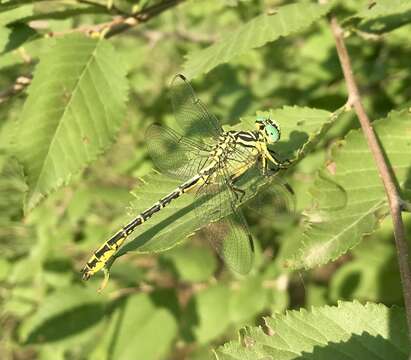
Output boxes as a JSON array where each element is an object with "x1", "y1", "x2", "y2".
[{"x1": 255, "y1": 115, "x2": 281, "y2": 144}]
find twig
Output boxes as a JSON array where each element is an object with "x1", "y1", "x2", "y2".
[
  {"x1": 105, "y1": 0, "x2": 185, "y2": 38},
  {"x1": 48, "y1": 0, "x2": 185, "y2": 38},
  {"x1": 0, "y1": 76, "x2": 31, "y2": 105},
  {"x1": 6, "y1": 0, "x2": 184, "y2": 103},
  {"x1": 329, "y1": 16, "x2": 411, "y2": 341}
]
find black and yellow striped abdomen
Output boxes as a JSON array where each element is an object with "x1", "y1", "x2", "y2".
[{"x1": 81, "y1": 170, "x2": 212, "y2": 280}]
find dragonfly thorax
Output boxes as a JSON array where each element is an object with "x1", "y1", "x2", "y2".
[{"x1": 213, "y1": 131, "x2": 258, "y2": 160}]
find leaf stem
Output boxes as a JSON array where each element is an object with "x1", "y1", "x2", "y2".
[{"x1": 329, "y1": 16, "x2": 411, "y2": 340}]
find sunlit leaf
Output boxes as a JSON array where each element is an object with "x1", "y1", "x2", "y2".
[
  {"x1": 13, "y1": 34, "x2": 129, "y2": 212},
  {"x1": 282, "y1": 109, "x2": 411, "y2": 269},
  {"x1": 0, "y1": 23, "x2": 37, "y2": 54},
  {"x1": 183, "y1": 2, "x2": 331, "y2": 78},
  {"x1": 215, "y1": 302, "x2": 408, "y2": 359},
  {"x1": 345, "y1": 0, "x2": 411, "y2": 34}
]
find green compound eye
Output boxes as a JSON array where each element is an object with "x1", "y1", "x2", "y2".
[{"x1": 266, "y1": 124, "x2": 280, "y2": 142}]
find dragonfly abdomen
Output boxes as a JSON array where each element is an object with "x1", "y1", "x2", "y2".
[{"x1": 81, "y1": 171, "x2": 209, "y2": 280}]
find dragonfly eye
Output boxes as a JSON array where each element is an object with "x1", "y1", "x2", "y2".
[{"x1": 265, "y1": 123, "x2": 280, "y2": 143}]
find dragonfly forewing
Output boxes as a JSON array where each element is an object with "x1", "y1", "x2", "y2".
[
  {"x1": 170, "y1": 74, "x2": 222, "y2": 140},
  {"x1": 146, "y1": 124, "x2": 211, "y2": 180}
]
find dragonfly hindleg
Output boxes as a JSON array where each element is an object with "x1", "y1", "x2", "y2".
[
  {"x1": 232, "y1": 185, "x2": 246, "y2": 203},
  {"x1": 226, "y1": 176, "x2": 246, "y2": 203}
]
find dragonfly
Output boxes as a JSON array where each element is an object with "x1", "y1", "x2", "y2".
[{"x1": 81, "y1": 74, "x2": 291, "y2": 282}]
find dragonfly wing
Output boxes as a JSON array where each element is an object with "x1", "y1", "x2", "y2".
[
  {"x1": 206, "y1": 208, "x2": 254, "y2": 275},
  {"x1": 243, "y1": 166, "x2": 296, "y2": 218},
  {"x1": 194, "y1": 172, "x2": 254, "y2": 275},
  {"x1": 171, "y1": 74, "x2": 222, "y2": 140},
  {"x1": 146, "y1": 124, "x2": 211, "y2": 180},
  {"x1": 248, "y1": 180, "x2": 295, "y2": 216}
]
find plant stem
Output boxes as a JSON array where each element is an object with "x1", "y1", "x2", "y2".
[{"x1": 329, "y1": 16, "x2": 411, "y2": 341}]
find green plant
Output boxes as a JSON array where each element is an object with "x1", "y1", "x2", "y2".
[{"x1": 0, "y1": 1, "x2": 410, "y2": 359}]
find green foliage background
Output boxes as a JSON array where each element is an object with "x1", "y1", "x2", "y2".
[{"x1": 0, "y1": 0, "x2": 410, "y2": 359}]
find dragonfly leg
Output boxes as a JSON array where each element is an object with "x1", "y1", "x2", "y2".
[
  {"x1": 268, "y1": 160, "x2": 291, "y2": 173},
  {"x1": 259, "y1": 154, "x2": 276, "y2": 177},
  {"x1": 261, "y1": 155, "x2": 267, "y2": 176},
  {"x1": 233, "y1": 185, "x2": 246, "y2": 203},
  {"x1": 278, "y1": 159, "x2": 292, "y2": 169},
  {"x1": 227, "y1": 175, "x2": 246, "y2": 203},
  {"x1": 267, "y1": 148, "x2": 291, "y2": 169}
]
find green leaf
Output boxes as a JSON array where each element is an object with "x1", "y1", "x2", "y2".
[
  {"x1": 228, "y1": 275, "x2": 270, "y2": 324},
  {"x1": 90, "y1": 293, "x2": 177, "y2": 360},
  {"x1": 329, "y1": 216, "x2": 404, "y2": 304},
  {"x1": 185, "y1": 284, "x2": 231, "y2": 344},
  {"x1": 330, "y1": 241, "x2": 402, "y2": 304},
  {"x1": 0, "y1": 3, "x2": 32, "y2": 25},
  {"x1": 182, "y1": 2, "x2": 331, "y2": 78},
  {"x1": 282, "y1": 109, "x2": 411, "y2": 269},
  {"x1": 346, "y1": 0, "x2": 411, "y2": 34},
  {"x1": 0, "y1": 257, "x2": 11, "y2": 281},
  {"x1": 3, "y1": 286, "x2": 37, "y2": 317},
  {"x1": 16, "y1": 5, "x2": 108, "y2": 23},
  {"x1": 13, "y1": 34, "x2": 129, "y2": 212},
  {"x1": 215, "y1": 301, "x2": 409, "y2": 359},
  {"x1": 163, "y1": 245, "x2": 218, "y2": 282},
  {"x1": 38, "y1": 347, "x2": 65, "y2": 360},
  {"x1": 19, "y1": 286, "x2": 105, "y2": 345},
  {"x1": 0, "y1": 152, "x2": 26, "y2": 247},
  {"x1": 116, "y1": 106, "x2": 337, "y2": 260},
  {"x1": 0, "y1": 23, "x2": 38, "y2": 54},
  {"x1": 0, "y1": 2, "x2": 36, "y2": 53}
]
